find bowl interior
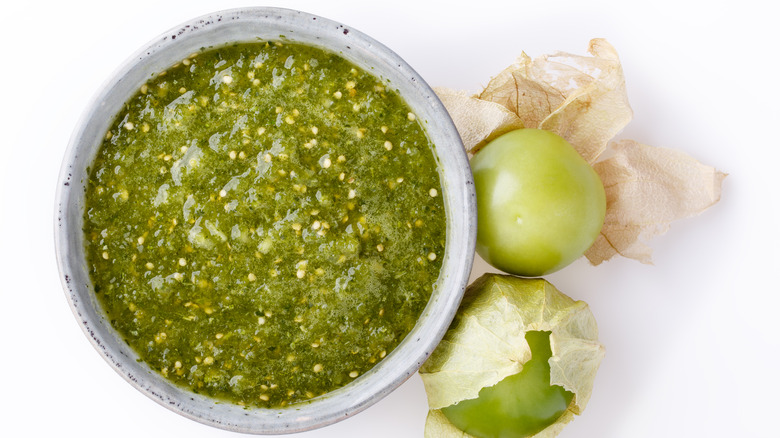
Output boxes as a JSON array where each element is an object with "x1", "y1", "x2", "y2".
[{"x1": 55, "y1": 7, "x2": 475, "y2": 434}]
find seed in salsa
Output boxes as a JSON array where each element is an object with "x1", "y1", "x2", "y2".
[{"x1": 83, "y1": 41, "x2": 446, "y2": 408}]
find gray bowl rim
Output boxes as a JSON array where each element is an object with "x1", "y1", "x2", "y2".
[{"x1": 54, "y1": 6, "x2": 475, "y2": 434}]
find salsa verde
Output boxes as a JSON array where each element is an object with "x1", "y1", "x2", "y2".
[{"x1": 83, "y1": 41, "x2": 445, "y2": 408}]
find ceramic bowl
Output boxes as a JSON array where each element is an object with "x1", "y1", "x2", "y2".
[{"x1": 55, "y1": 7, "x2": 475, "y2": 434}]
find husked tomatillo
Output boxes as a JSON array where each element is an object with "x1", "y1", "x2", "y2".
[{"x1": 471, "y1": 129, "x2": 606, "y2": 277}]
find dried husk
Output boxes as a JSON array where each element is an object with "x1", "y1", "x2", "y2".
[
  {"x1": 438, "y1": 38, "x2": 725, "y2": 265},
  {"x1": 436, "y1": 89, "x2": 524, "y2": 151},
  {"x1": 588, "y1": 140, "x2": 727, "y2": 263},
  {"x1": 419, "y1": 274, "x2": 605, "y2": 438}
]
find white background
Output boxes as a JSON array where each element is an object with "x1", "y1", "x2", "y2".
[{"x1": 1, "y1": 0, "x2": 777, "y2": 437}]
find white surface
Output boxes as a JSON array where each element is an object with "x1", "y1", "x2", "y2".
[{"x1": 1, "y1": 1, "x2": 776, "y2": 437}]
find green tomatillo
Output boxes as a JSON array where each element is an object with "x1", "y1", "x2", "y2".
[
  {"x1": 470, "y1": 129, "x2": 606, "y2": 277},
  {"x1": 442, "y1": 331, "x2": 574, "y2": 438}
]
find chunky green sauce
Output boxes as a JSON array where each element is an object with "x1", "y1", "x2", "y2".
[{"x1": 83, "y1": 42, "x2": 445, "y2": 408}]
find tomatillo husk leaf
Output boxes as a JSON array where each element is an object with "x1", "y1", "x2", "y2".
[
  {"x1": 420, "y1": 274, "x2": 605, "y2": 437},
  {"x1": 585, "y1": 139, "x2": 727, "y2": 264},
  {"x1": 436, "y1": 38, "x2": 725, "y2": 265},
  {"x1": 434, "y1": 88, "x2": 524, "y2": 155},
  {"x1": 477, "y1": 38, "x2": 632, "y2": 164}
]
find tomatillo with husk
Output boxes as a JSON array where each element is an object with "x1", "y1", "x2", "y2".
[
  {"x1": 420, "y1": 274, "x2": 605, "y2": 438},
  {"x1": 442, "y1": 331, "x2": 574, "y2": 438}
]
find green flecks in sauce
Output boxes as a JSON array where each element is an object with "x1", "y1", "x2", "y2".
[{"x1": 83, "y1": 42, "x2": 445, "y2": 408}]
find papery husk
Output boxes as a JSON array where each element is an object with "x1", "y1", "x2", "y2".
[
  {"x1": 419, "y1": 274, "x2": 605, "y2": 438},
  {"x1": 436, "y1": 89, "x2": 524, "y2": 151},
  {"x1": 587, "y1": 140, "x2": 727, "y2": 263},
  {"x1": 437, "y1": 38, "x2": 725, "y2": 265}
]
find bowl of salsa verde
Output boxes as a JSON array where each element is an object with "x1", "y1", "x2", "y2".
[{"x1": 55, "y1": 7, "x2": 475, "y2": 434}]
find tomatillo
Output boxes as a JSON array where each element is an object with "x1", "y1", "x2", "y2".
[
  {"x1": 471, "y1": 129, "x2": 606, "y2": 277},
  {"x1": 441, "y1": 331, "x2": 574, "y2": 438}
]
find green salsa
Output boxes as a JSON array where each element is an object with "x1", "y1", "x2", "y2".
[{"x1": 83, "y1": 41, "x2": 445, "y2": 408}]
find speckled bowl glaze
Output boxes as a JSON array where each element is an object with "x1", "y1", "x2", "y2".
[{"x1": 55, "y1": 7, "x2": 475, "y2": 434}]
